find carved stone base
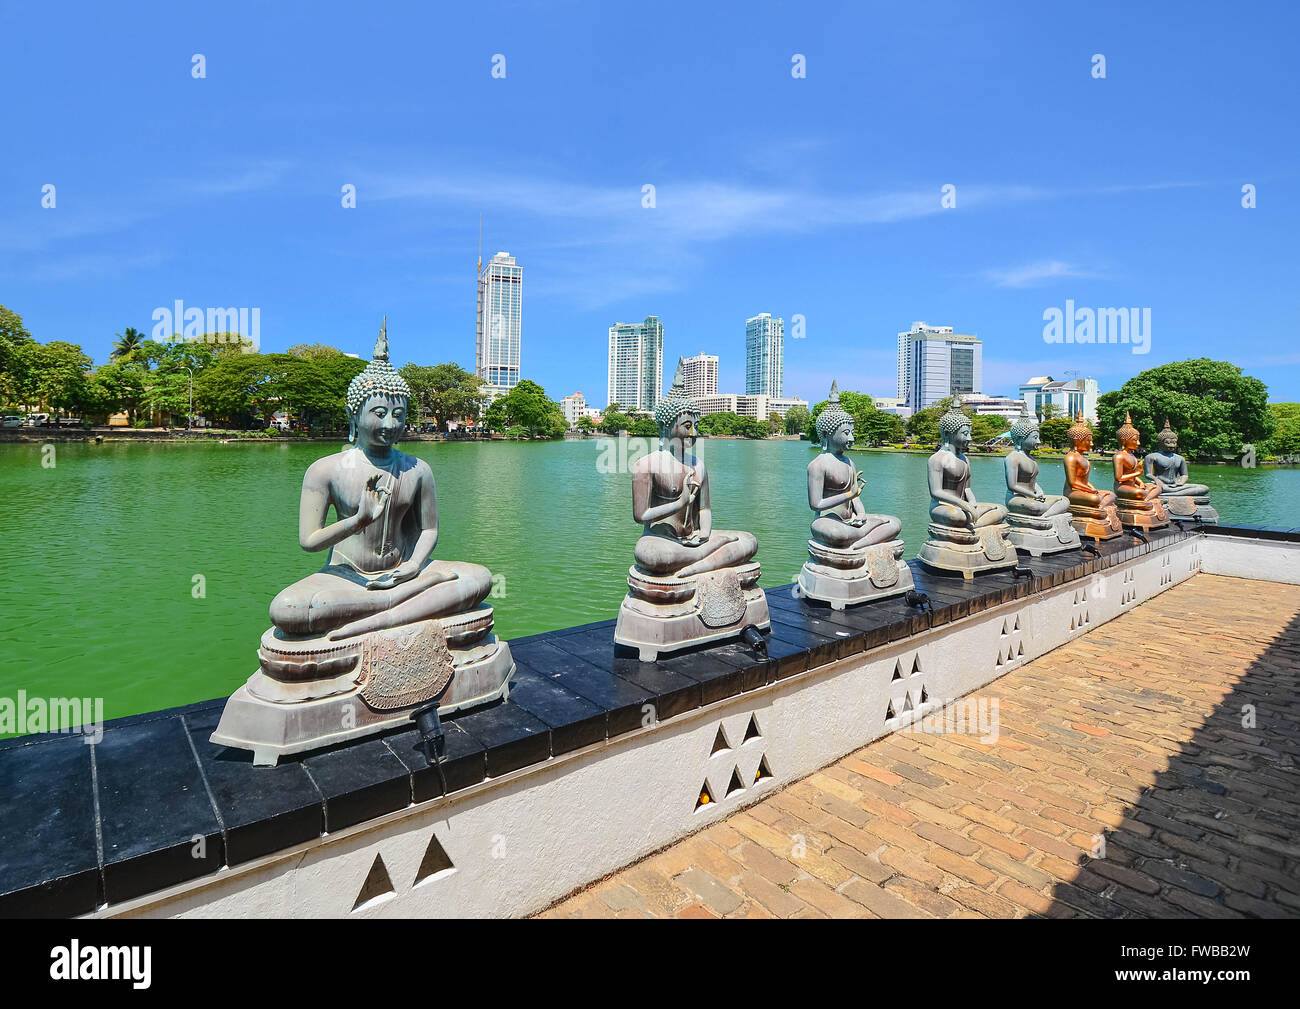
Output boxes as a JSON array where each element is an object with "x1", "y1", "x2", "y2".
[
  {"x1": 917, "y1": 523, "x2": 1017, "y2": 579},
  {"x1": 1162, "y1": 494, "x2": 1219, "y2": 524},
  {"x1": 1006, "y1": 512, "x2": 1081, "y2": 557},
  {"x1": 1069, "y1": 502, "x2": 1124, "y2": 540},
  {"x1": 1115, "y1": 496, "x2": 1170, "y2": 530},
  {"x1": 210, "y1": 605, "x2": 513, "y2": 766},
  {"x1": 615, "y1": 562, "x2": 770, "y2": 662},
  {"x1": 798, "y1": 539, "x2": 914, "y2": 609}
]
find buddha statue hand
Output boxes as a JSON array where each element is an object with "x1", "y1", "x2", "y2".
[
  {"x1": 359, "y1": 473, "x2": 393, "y2": 526},
  {"x1": 364, "y1": 562, "x2": 451, "y2": 591}
]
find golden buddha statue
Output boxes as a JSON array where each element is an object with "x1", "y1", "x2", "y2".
[
  {"x1": 1112, "y1": 411, "x2": 1169, "y2": 530},
  {"x1": 1062, "y1": 413, "x2": 1122, "y2": 540}
]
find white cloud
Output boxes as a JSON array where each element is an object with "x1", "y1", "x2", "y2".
[{"x1": 981, "y1": 260, "x2": 1098, "y2": 289}]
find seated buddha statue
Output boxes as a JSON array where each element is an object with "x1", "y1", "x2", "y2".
[
  {"x1": 1112, "y1": 411, "x2": 1169, "y2": 530},
  {"x1": 210, "y1": 319, "x2": 513, "y2": 765},
  {"x1": 1063, "y1": 413, "x2": 1123, "y2": 539},
  {"x1": 797, "y1": 381, "x2": 913, "y2": 607},
  {"x1": 614, "y1": 359, "x2": 768, "y2": 660},
  {"x1": 1003, "y1": 404, "x2": 1080, "y2": 555},
  {"x1": 1143, "y1": 419, "x2": 1219, "y2": 523},
  {"x1": 917, "y1": 399, "x2": 1017, "y2": 577}
]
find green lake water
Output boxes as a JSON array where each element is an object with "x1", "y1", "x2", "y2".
[{"x1": 1, "y1": 438, "x2": 1295, "y2": 728}]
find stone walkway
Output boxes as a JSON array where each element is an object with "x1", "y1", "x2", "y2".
[{"x1": 539, "y1": 574, "x2": 1300, "y2": 918}]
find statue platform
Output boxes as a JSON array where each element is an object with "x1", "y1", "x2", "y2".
[
  {"x1": 1069, "y1": 502, "x2": 1124, "y2": 540},
  {"x1": 209, "y1": 604, "x2": 513, "y2": 766},
  {"x1": 1161, "y1": 493, "x2": 1219, "y2": 524},
  {"x1": 1115, "y1": 496, "x2": 1170, "y2": 531},
  {"x1": 798, "y1": 538, "x2": 914, "y2": 608},
  {"x1": 917, "y1": 522, "x2": 1018, "y2": 578},
  {"x1": 1006, "y1": 511, "x2": 1081, "y2": 557},
  {"x1": 614, "y1": 562, "x2": 770, "y2": 661}
]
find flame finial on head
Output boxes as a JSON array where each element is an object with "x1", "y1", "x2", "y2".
[
  {"x1": 653, "y1": 357, "x2": 699, "y2": 431},
  {"x1": 939, "y1": 397, "x2": 970, "y2": 441},
  {"x1": 816, "y1": 379, "x2": 852, "y2": 444},
  {"x1": 1009, "y1": 400, "x2": 1039, "y2": 443},
  {"x1": 346, "y1": 315, "x2": 411, "y2": 418},
  {"x1": 1117, "y1": 410, "x2": 1140, "y2": 447},
  {"x1": 1067, "y1": 411, "x2": 1091, "y2": 447}
]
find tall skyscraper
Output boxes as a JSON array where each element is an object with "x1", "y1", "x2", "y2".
[
  {"x1": 607, "y1": 316, "x2": 664, "y2": 411},
  {"x1": 476, "y1": 251, "x2": 522, "y2": 399},
  {"x1": 897, "y1": 322, "x2": 983, "y2": 413},
  {"x1": 682, "y1": 352, "x2": 719, "y2": 398},
  {"x1": 745, "y1": 313, "x2": 784, "y2": 396}
]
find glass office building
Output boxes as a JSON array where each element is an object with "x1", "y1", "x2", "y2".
[
  {"x1": 607, "y1": 316, "x2": 664, "y2": 411},
  {"x1": 745, "y1": 313, "x2": 784, "y2": 397},
  {"x1": 476, "y1": 251, "x2": 522, "y2": 399}
]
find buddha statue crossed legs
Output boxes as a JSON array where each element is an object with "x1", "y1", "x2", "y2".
[
  {"x1": 614, "y1": 359, "x2": 769, "y2": 661},
  {"x1": 1063, "y1": 413, "x2": 1123, "y2": 540},
  {"x1": 211, "y1": 320, "x2": 513, "y2": 764},
  {"x1": 1112, "y1": 412, "x2": 1169, "y2": 530},
  {"x1": 797, "y1": 381, "x2": 913, "y2": 607},
  {"x1": 1143, "y1": 419, "x2": 1218, "y2": 523},
  {"x1": 1003, "y1": 404, "x2": 1080, "y2": 556},
  {"x1": 917, "y1": 400, "x2": 1017, "y2": 577}
]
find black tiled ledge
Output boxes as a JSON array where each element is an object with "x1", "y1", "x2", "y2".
[{"x1": 0, "y1": 523, "x2": 1211, "y2": 917}]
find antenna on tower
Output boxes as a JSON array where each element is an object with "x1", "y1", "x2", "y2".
[{"x1": 476, "y1": 213, "x2": 483, "y2": 278}]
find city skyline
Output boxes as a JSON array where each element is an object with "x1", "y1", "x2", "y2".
[{"x1": 3, "y1": 4, "x2": 1297, "y2": 403}]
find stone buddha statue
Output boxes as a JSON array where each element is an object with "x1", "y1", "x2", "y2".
[
  {"x1": 917, "y1": 399, "x2": 1017, "y2": 577},
  {"x1": 1143, "y1": 419, "x2": 1219, "y2": 523},
  {"x1": 211, "y1": 319, "x2": 514, "y2": 765},
  {"x1": 1063, "y1": 413, "x2": 1122, "y2": 539},
  {"x1": 1112, "y1": 411, "x2": 1169, "y2": 530},
  {"x1": 1002, "y1": 404, "x2": 1080, "y2": 556},
  {"x1": 797, "y1": 381, "x2": 913, "y2": 607},
  {"x1": 613, "y1": 359, "x2": 769, "y2": 661}
]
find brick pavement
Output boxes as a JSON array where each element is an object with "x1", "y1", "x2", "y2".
[{"x1": 539, "y1": 574, "x2": 1300, "y2": 918}]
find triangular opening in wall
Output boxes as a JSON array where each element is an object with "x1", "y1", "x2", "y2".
[
  {"x1": 1070, "y1": 616, "x2": 1076, "y2": 631},
  {"x1": 1013, "y1": 614, "x2": 1021, "y2": 631},
  {"x1": 1084, "y1": 610, "x2": 1090, "y2": 625},
  {"x1": 1001, "y1": 618, "x2": 1009, "y2": 637},
  {"x1": 995, "y1": 649, "x2": 1004, "y2": 668},
  {"x1": 711, "y1": 725, "x2": 730, "y2": 755},
  {"x1": 901, "y1": 692, "x2": 914, "y2": 713},
  {"x1": 892, "y1": 660, "x2": 903, "y2": 681},
  {"x1": 743, "y1": 715, "x2": 761, "y2": 743},
  {"x1": 352, "y1": 854, "x2": 395, "y2": 912},
  {"x1": 920, "y1": 685, "x2": 929, "y2": 704},
  {"x1": 754, "y1": 755, "x2": 773, "y2": 783},
  {"x1": 726, "y1": 766, "x2": 746, "y2": 797},
  {"x1": 696, "y1": 780, "x2": 715, "y2": 810},
  {"x1": 1073, "y1": 590, "x2": 1079, "y2": 605},
  {"x1": 1016, "y1": 641, "x2": 1024, "y2": 658},
  {"x1": 886, "y1": 699, "x2": 897, "y2": 720},
  {"x1": 910, "y1": 654, "x2": 922, "y2": 676},
  {"x1": 414, "y1": 833, "x2": 455, "y2": 886}
]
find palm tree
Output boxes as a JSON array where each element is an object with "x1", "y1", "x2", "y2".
[{"x1": 111, "y1": 327, "x2": 145, "y2": 362}]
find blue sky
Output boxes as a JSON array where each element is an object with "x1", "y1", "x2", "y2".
[{"x1": 3, "y1": 0, "x2": 1298, "y2": 403}]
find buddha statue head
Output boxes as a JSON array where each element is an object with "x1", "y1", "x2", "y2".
[
  {"x1": 345, "y1": 316, "x2": 412, "y2": 448},
  {"x1": 1009, "y1": 403, "x2": 1040, "y2": 452},
  {"x1": 816, "y1": 380, "x2": 854, "y2": 452},
  {"x1": 1157, "y1": 418, "x2": 1179, "y2": 453},
  {"x1": 939, "y1": 398, "x2": 972, "y2": 451},
  {"x1": 1067, "y1": 413, "x2": 1093, "y2": 452},
  {"x1": 654, "y1": 358, "x2": 700, "y2": 454},
  {"x1": 1116, "y1": 411, "x2": 1141, "y2": 453}
]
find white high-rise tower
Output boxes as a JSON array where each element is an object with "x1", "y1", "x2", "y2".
[{"x1": 476, "y1": 251, "x2": 522, "y2": 399}]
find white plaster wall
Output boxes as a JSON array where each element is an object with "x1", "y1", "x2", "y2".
[
  {"x1": 101, "y1": 538, "x2": 1211, "y2": 919},
  {"x1": 1201, "y1": 535, "x2": 1299, "y2": 584}
]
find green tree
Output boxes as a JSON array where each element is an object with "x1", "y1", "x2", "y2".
[
  {"x1": 31, "y1": 341, "x2": 94, "y2": 416},
  {"x1": 111, "y1": 327, "x2": 147, "y2": 363},
  {"x1": 599, "y1": 409, "x2": 632, "y2": 434},
  {"x1": 1096, "y1": 359, "x2": 1274, "y2": 456},
  {"x1": 971, "y1": 413, "x2": 1010, "y2": 443},
  {"x1": 0, "y1": 305, "x2": 34, "y2": 404},
  {"x1": 628, "y1": 416, "x2": 659, "y2": 438},
  {"x1": 783, "y1": 403, "x2": 810, "y2": 436},
  {"x1": 1039, "y1": 402, "x2": 1063, "y2": 421},
  {"x1": 481, "y1": 379, "x2": 565, "y2": 438},
  {"x1": 399, "y1": 362, "x2": 485, "y2": 431},
  {"x1": 286, "y1": 343, "x2": 345, "y2": 361},
  {"x1": 1039, "y1": 417, "x2": 1072, "y2": 450},
  {"x1": 1266, "y1": 403, "x2": 1300, "y2": 457},
  {"x1": 576, "y1": 414, "x2": 596, "y2": 436}
]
